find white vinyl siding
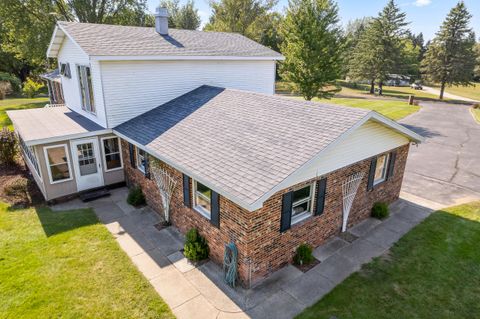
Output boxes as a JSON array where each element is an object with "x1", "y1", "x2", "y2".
[
  {"x1": 57, "y1": 37, "x2": 107, "y2": 127},
  {"x1": 284, "y1": 120, "x2": 410, "y2": 189},
  {"x1": 100, "y1": 60, "x2": 276, "y2": 127}
]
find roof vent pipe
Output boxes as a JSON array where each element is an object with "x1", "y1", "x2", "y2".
[{"x1": 155, "y1": 7, "x2": 169, "y2": 35}]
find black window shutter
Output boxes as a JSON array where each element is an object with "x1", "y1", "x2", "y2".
[
  {"x1": 182, "y1": 174, "x2": 191, "y2": 207},
  {"x1": 315, "y1": 178, "x2": 327, "y2": 216},
  {"x1": 367, "y1": 157, "x2": 377, "y2": 191},
  {"x1": 210, "y1": 191, "x2": 220, "y2": 228},
  {"x1": 144, "y1": 154, "x2": 150, "y2": 179},
  {"x1": 386, "y1": 151, "x2": 397, "y2": 180},
  {"x1": 280, "y1": 191, "x2": 294, "y2": 232},
  {"x1": 129, "y1": 143, "x2": 136, "y2": 168}
]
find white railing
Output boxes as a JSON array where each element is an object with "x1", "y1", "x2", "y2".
[{"x1": 44, "y1": 103, "x2": 66, "y2": 108}]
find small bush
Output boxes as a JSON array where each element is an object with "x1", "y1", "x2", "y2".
[
  {"x1": 293, "y1": 243, "x2": 314, "y2": 266},
  {"x1": 184, "y1": 228, "x2": 209, "y2": 261},
  {"x1": 0, "y1": 128, "x2": 17, "y2": 166},
  {"x1": 371, "y1": 202, "x2": 389, "y2": 219},
  {"x1": 126, "y1": 185, "x2": 145, "y2": 206},
  {"x1": 0, "y1": 81, "x2": 12, "y2": 100},
  {"x1": 472, "y1": 103, "x2": 480, "y2": 109},
  {"x1": 4, "y1": 177, "x2": 29, "y2": 197},
  {"x1": 22, "y1": 78, "x2": 44, "y2": 98},
  {"x1": 0, "y1": 72, "x2": 21, "y2": 93}
]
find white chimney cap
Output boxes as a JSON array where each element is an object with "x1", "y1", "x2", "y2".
[{"x1": 155, "y1": 7, "x2": 169, "y2": 17}]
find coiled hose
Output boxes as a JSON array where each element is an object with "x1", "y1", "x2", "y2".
[{"x1": 223, "y1": 242, "x2": 238, "y2": 288}]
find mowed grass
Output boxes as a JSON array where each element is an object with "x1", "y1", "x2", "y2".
[
  {"x1": 442, "y1": 83, "x2": 480, "y2": 101},
  {"x1": 0, "y1": 97, "x2": 48, "y2": 129},
  {"x1": 0, "y1": 203, "x2": 174, "y2": 318},
  {"x1": 297, "y1": 201, "x2": 480, "y2": 319},
  {"x1": 288, "y1": 95, "x2": 419, "y2": 121}
]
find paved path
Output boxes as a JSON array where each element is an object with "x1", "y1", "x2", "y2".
[
  {"x1": 52, "y1": 189, "x2": 434, "y2": 319},
  {"x1": 421, "y1": 86, "x2": 480, "y2": 102},
  {"x1": 400, "y1": 102, "x2": 480, "y2": 206}
]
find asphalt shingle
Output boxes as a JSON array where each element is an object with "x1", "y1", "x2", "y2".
[
  {"x1": 58, "y1": 21, "x2": 282, "y2": 58},
  {"x1": 115, "y1": 86, "x2": 370, "y2": 208}
]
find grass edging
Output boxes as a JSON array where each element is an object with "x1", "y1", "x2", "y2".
[{"x1": 469, "y1": 106, "x2": 480, "y2": 124}]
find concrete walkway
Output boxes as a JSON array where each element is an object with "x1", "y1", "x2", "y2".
[{"x1": 52, "y1": 189, "x2": 434, "y2": 319}]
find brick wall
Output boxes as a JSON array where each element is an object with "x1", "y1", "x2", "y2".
[{"x1": 121, "y1": 140, "x2": 409, "y2": 286}]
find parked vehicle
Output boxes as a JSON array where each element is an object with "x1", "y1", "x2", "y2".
[{"x1": 411, "y1": 83, "x2": 423, "y2": 90}]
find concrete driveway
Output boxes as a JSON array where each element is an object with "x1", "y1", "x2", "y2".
[{"x1": 400, "y1": 102, "x2": 480, "y2": 206}]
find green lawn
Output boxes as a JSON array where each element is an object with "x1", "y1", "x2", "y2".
[
  {"x1": 297, "y1": 201, "x2": 480, "y2": 319},
  {"x1": 0, "y1": 202, "x2": 173, "y2": 318},
  {"x1": 289, "y1": 96, "x2": 420, "y2": 121},
  {"x1": 441, "y1": 83, "x2": 480, "y2": 101},
  {"x1": 0, "y1": 97, "x2": 48, "y2": 129},
  {"x1": 471, "y1": 107, "x2": 480, "y2": 123}
]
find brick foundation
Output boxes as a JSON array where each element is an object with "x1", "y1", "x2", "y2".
[{"x1": 122, "y1": 140, "x2": 409, "y2": 287}]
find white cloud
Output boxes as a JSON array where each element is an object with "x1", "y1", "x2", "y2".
[{"x1": 413, "y1": 0, "x2": 432, "y2": 7}]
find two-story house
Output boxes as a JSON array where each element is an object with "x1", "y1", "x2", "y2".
[{"x1": 8, "y1": 8, "x2": 423, "y2": 285}]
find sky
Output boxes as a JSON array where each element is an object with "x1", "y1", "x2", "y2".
[{"x1": 147, "y1": 0, "x2": 480, "y2": 41}]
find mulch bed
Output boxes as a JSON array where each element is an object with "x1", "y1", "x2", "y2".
[
  {"x1": 0, "y1": 157, "x2": 44, "y2": 208},
  {"x1": 293, "y1": 258, "x2": 321, "y2": 273}
]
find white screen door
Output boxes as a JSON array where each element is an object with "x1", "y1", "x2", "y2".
[{"x1": 71, "y1": 138, "x2": 104, "y2": 191}]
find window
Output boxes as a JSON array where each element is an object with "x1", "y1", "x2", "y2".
[
  {"x1": 136, "y1": 147, "x2": 146, "y2": 173},
  {"x1": 374, "y1": 153, "x2": 390, "y2": 185},
  {"x1": 44, "y1": 144, "x2": 72, "y2": 183},
  {"x1": 60, "y1": 63, "x2": 71, "y2": 78},
  {"x1": 77, "y1": 65, "x2": 95, "y2": 113},
  {"x1": 193, "y1": 180, "x2": 211, "y2": 219},
  {"x1": 18, "y1": 135, "x2": 41, "y2": 177},
  {"x1": 291, "y1": 184, "x2": 315, "y2": 224},
  {"x1": 102, "y1": 137, "x2": 122, "y2": 171}
]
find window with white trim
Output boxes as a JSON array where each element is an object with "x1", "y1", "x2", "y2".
[
  {"x1": 44, "y1": 144, "x2": 71, "y2": 183},
  {"x1": 374, "y1": 153, "x2": 390, "y2": 185},
  {"x1": 291, "y1": 184, "x2": 314, "y2": 224},
  {"x1": 193, "y1": 180, "x2": 211, "y2": 219},
  {"x1": 136, "y1": 147, "x2": 146, "y2": 173},
  {"x1": 102, "y1": 137, "x2": 122, "y2": 171},
  {"x1": 18, "y1": 135, "x2": 41, "y2": 177},
  {"x1": 77, "y1": 65, "x2": 95, "y2": 113},
  {"x1": 60, "y1": 63, "x2": 71, "y2": 78}
]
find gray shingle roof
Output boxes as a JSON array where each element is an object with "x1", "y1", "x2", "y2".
[
  {"x1": 57, "y1": 21, "x2": 283, "y2": 58},
  {"x1": 115, "y1": 86, "x2": 370, "y2": 209},
  {"x1": 7, "y1": 107, "x2": 105, "y2": 144}
]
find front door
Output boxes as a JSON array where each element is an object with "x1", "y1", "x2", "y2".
[{"x1": 71, "y1": 138, "x2": 104, "y2": 191}]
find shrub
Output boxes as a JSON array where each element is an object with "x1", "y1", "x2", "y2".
[
  {"x1": 4, "y1": 177, "x2": 29, "y2": 197},
  {"x1": 0, "y1": 81, "x2": 12, "y2": 100},
  {"x1": 371, "y1": 202, "x2": 389, "y2": 219},
  {"x1": 126, "y1": 185, "x2": 145, "y2": 206},
  {"x1": 472, "y1": 103, "x2": 480, "y2": 109},
  {"x1": 22, "y1": 78, "x2": 44, "y2": 98},
  {"x1": 0, "y1": 72, "x2": 21, "y2": 93},
  {"x1": 0, "y1": 128, "x2": 17, "y2": 166},
  {"x1": 184, "y1": 228, "x2": 209, "y2": 261},
  {"x1": 293, "y1": 243, "x2": 314, "y2": 266}
]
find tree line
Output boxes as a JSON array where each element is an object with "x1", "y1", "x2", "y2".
[{"x1": 0, "y1": 0, "x2": 478, "y2": 100}]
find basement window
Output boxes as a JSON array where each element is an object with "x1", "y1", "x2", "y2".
[
  {"x1": 193, "y1": 180, "x2": 211, "y2": 219},
  {"x1": 374, "y1": 153, "x2": 390, "y2": 185},
  {"x1": 291, "y1": 184, "x2": 314, "y2": 225}
]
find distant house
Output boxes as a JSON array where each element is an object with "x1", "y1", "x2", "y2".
[
  {"x1": 385, "y1": 74, "x2": 411, "y2": 87},
  {"x1": 8, "y1": 8, "x2": 422, "y2": 286}
]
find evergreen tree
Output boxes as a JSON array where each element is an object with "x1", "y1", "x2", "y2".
[
  {"x1": 421, "y1": 1, "x2": 476, "y2": 99},
  {"x1": 347, "y1": 0, "x2": 408, "y2": 94},
  {"x1": 279, "y1": 0, "x2": 343, "y2": 100}
]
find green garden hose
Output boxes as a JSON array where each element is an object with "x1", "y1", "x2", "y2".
[{"x1": 223, "y1": 242, "x2": 238, "y2": 288}]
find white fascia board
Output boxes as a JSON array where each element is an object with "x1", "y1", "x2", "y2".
[
  {"x1": 25, "y1": 129, "x2": 113, "y2": 147},
  {"x1": 46, "y1": 26, "x2": 63, "y2": 58},
  {"x1": 48, "y1": 23, "x2": 90, "y2": 59},
  {"x1": 249, "y1": 111, "x2": 424, "y2": 210},
  {"x1": 113, "y1": 129, "x2": 257, "y2": 212},
  {"x1": 91, "y1": 55, "x2": 284, "y2": 62}
]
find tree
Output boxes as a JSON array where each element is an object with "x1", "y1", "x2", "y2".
[
  {"x1": 341, "y1": 17, "x2": 371, "y2": 77},
  {"x1": 347, "y1": 0, "x2": 408, "y2": 94},
  {"x1": 421, "y1": 2, "x2": 476, "y2": 99},
  {"x1": 204, "y1": 0, "x2": 277, "y2": 40},
  {"x1": 160, "y1": 0, "x2": 201, "y2": 30},
  {"x1": 474, "y1": 43, "x2": 480, "y2": 81},
  {"x1": 279, "y1": 0, "x2": 343, "y2": 100},
  {"x1": 256, "y1": 12, "x2": 284, "y2": 52}
]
